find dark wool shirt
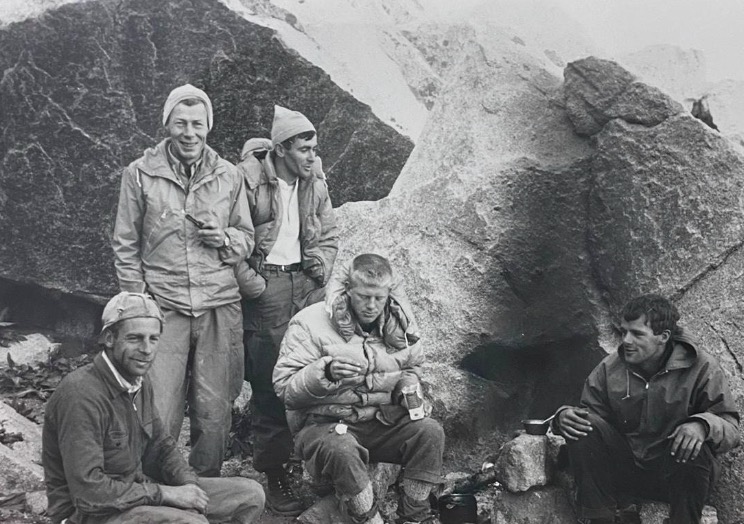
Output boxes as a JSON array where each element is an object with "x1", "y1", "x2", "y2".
[{"x1": 42, "y1": 353, "x2": 198, "y2": 523}]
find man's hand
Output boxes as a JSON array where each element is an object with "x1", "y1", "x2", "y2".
[
  {"x1": 668, "y1": 421, "x2": 707, "y2": 463},
  {"x1": 197, "y1": 218, "x2": 227, "y2": 249},
  {"x1": 328, "y1": 356, "x2": 366, "y2": 381},
  {"x1": 160, "y1": 484, "x2": 209, "y2": 514},
  {"x1": 556, "y1": 407, "x2": 593, "y2": 441}
]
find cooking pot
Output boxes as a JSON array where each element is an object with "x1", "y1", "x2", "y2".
[{"x1": 438, "y1": 493, "x2": 477, "y2": 524}]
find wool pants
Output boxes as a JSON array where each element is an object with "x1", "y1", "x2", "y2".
[
  {"x1": 148, "y1": 302, "x2": 244, "y2": 477},
  {"x1": 76, "y1": 477, "x2": 265, "y2": 524},
  {"x1": 566, "y1": 413, "x2": 717, "y2": 523},
  {"x1": 242, "y1": 267, "x2": 323, "y2": 472},
  {"x1": 295, "y1": 416, "x2": 445, "y2": 520}
]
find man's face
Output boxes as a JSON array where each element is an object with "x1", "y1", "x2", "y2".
[
  {"x1": 166, "y1": 102, "x2": 209, "y2": 165},
  {"x1": 104, "y1": 317, "x2": 161, "y2": 383},
  {"x1": 620, "y1": 314, "x2": 669, "y2": 369},
  {"x1": 348, "y1": 278, "x2": 391, "y2": 325},
  {"x1": 278, "y1": 135, "x2": 318, "y2": 180}
]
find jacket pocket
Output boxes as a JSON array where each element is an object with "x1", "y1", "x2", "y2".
[{"x1": 103, "y1": 430, "x2": 131, "y2": 475}]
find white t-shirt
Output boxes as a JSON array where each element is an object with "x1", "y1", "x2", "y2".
[{"x1": 265, "y1": 177, "x2": 302, "y2": 265}]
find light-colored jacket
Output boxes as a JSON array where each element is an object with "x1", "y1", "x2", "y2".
[
  {"x1": 234, "y1": 138, "x2": 338, "y2": 299},
  {"x1": 273, "y1": 264, "x2": 422, "y2": 433},
  {"x1": 113, "y1": 139, "x2": 253, "y2": 314},
  {"x1": 577, "y1": 330, "x2": 740, "y2": 463}
]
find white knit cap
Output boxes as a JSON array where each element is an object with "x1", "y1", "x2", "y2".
[
  {"x1": 162, "y1": 84, "x2": 213, "y2": 130},
  {"x1": 271, "y1": 105, "x2": 316, "y2": 147}
]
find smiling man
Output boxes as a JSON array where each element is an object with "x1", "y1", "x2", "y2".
[
  {"x1": 554, "y1": 294, "x2": 740, "y2": 524},
  {"x1": 42, "y1": 292, "x2": 265, "y2": 524},
  {"x1": 235, "y1": 105, "x2": 338, "y2": 515},
  {"x1": 112, "y1": 84, "x2": 254, "y2": 476},
  {"x1": 273, "y1": 254, "x2": 444, "y2": 524}
]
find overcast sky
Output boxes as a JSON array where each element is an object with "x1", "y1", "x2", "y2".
[{"x1": 559, "y1": 0, "x2": 744, "y2": 82}]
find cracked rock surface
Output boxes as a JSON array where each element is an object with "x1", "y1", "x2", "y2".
[{"x1": 0, "y1": 0, "x2": 412, "y2": 298}]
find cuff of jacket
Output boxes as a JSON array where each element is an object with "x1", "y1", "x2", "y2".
[
  {"x1": 218, "y1": 227, "x2": 248, "y2": 266},
  {"x1": 118, "y1": 278, "x2": 147, "y2": 294}
]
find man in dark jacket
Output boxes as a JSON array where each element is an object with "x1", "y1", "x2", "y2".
[
  {"x1": 42, "y1": 292, "x2": 265, "y2": 524},
  {"x1": 236, "y1": 105, "x2": 338, "y2": 515},
  {"x1": 555, "y1": 294, "x2": 740, "y2": 524}
]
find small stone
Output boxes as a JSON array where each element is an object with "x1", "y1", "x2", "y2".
[
  {"x1": 495, "y1": 433, "x2": 549, "y2": 492},
  {"x1": 25, "y1": 490, "x2": 48, "y2": 515}
]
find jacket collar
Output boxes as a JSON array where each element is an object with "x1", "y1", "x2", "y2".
[
  {"x1": 92, "y1": 352, "x2": 133, "y2": 398},
  {"x1": 136, "y1": 139, "x2": 226, "y2": 188}
]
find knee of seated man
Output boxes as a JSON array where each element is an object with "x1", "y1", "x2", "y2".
[{"x1": 413, "y1": 417, "x2": 445, "y2": 446}]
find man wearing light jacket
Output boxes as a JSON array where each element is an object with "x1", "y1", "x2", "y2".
[
  {"x1": 555, "y1": 294, "x2": 740, "y2": 524},
  {"x1": 112, "y1": 84, "x2": 254, "y2": 476},
  {"x1": 273, "y1": 254, "x2": 444, "y2": 524},
  {"x1": 235, "y1": 105, "x2": 337, "y2": 515}
]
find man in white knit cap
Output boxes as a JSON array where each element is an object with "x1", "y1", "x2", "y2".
[
  {"x1": 113, "y1": 84, "x2": 254, "y2": 477},
  {"x1": 235, "y1": 105, "x2": 338, "y2": 515}
]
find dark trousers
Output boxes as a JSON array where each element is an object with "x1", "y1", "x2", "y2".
[
  {"x1": 566, "y1": 414, "x2": 717, "y2": 523},
  {"x1": 242, "y1": 268, "x2": 323, "y2": 472},
  {"x1": 295, "y1": 417, "x2": 445, "y2": 518}
]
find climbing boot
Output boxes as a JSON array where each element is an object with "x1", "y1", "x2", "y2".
[{"x1": 266, "y1": 468, "x2": 304, "y2": 516}]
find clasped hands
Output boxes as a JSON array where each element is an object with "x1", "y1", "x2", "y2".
[{"x1": 556, "y1": 407, "x2": 707, "y2": 463}]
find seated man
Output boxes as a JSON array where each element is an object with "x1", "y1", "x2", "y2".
[
  {"x1": 42, "y1": 292, "x2": 265, "y2": 524},
  {"x1": 555, "y1": 294, "x2": 740, "y2": 524},
  {"x1": 273, "y1": 254, "x2": 444, "y2": 524}
]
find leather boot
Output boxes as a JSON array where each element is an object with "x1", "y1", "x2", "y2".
[{"x1": 266, "y1": 468, "x2": 304, "y2": 516}]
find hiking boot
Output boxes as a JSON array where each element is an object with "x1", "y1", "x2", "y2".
[{"x1": 266, "y1": 468, "x2": 304, "y2": 516}]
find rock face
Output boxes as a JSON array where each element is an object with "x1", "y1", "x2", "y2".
[
  {"x1": 335, "y1": 51, "x2": 744, "y2": 522},
  {"x1": 0, "y1": 0, "x2": 412, "y2": 299}
]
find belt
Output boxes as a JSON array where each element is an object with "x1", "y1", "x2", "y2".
[{"x1": 263, "y1": 263, "x2": 302, "y2": 273}]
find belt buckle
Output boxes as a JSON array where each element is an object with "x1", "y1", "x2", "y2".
[{"x1": 279, "y1": 264, "x2": 289, "y2": 272}]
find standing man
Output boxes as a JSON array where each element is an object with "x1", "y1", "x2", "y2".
[
  {"x1": 113, "y1": 84, "x2": 253, "y2": 476},
  {"x1": 555, "y1": 294, "x2": 740, "y2": 524},
  {"x1": 43, "y1": 292, "x2": 265, "y2": 524},
  {"x1": 236, "y1": 105, "x2": 338, "y2": 515},
  {"x1": 273, "y1": 254, "x2": 444, "y2": 524}
]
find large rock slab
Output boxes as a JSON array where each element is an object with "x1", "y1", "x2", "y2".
[
  {"x1": 0, "y1": 0, "x2": 412, "y2": 299},
  {"x1": 336, "y1": 24, "x2": 603, "y2": 458},
  {"x1": 0, "y1": 401, "x2": 43, "y2": 466},
  {"x1": 0, "y1": 443, "x2": 45, "y2": 492},
  {"x1": 336, "y1": 51, "x2": 744, "y2": 522},
  {"x1": 564, "y1": 56, "x2": 683, "y2": 136}
]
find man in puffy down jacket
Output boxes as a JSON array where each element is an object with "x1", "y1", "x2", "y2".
[
  {"x1": 273, "y1": 254, "x2": 444, "y2": 524},
  {"x1": 554, "y1": 295, "x2": 740, "y2": 524},
  {"x1": 112, "y1": 84, "x2": 254, "y2": 476},
  {"x1": 236, "y1": 105, "x2": 338, "y2": 515}
]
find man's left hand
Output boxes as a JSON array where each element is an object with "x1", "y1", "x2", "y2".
[
  {"x1": 668, "y1": 420, "x2": 707, "y2": 463},
  {"x1": 197, "y1": 219, "x2": 226, "y2": 249}
]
